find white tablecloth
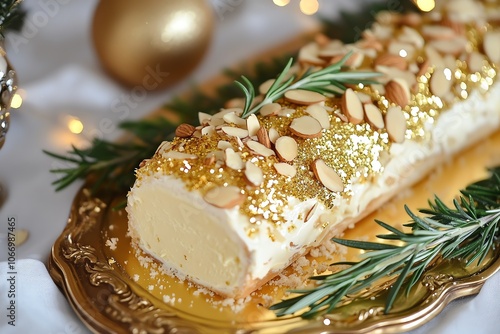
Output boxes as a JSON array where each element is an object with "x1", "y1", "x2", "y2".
[{"x1": 0, "y1": 1, "x2": 498, "y2": 333}]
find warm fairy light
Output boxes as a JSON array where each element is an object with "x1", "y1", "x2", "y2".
[
  {"x1": 415, "y1": 0, "x2": 435, "y2": 12},
  {"x1": 68, "y1": 117, "x2": 84, "y2": 134},
  {"x1": 399, "y1": 49, "x2": 408, "y2": 58},
  {"x1": 300, "y1": 0, "x2": 319, "y2": 15},
  {"x1": 273, "y1": 0, "x2": 290, "y2": 6},
  {"x1": 10, "y1": 93, "x2": 23, "y2": 109}
]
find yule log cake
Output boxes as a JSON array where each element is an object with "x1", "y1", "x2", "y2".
[{"x1": 127, "y1": 0, "x2": 500, "y2": 298}]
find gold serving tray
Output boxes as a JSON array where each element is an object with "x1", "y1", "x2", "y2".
[{"x1": 49, "y1": 129, "x2": 500, "y2": 334}]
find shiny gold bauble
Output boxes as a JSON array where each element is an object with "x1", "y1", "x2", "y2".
[{"x1": 92, "y1": 0, "x2": 214, "y2": 89}]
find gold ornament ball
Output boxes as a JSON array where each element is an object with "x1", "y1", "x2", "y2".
[{"x1": 92, "y1": 0, "x2": 214, "y2": 89}]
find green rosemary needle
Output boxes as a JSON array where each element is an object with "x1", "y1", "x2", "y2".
[
  {"x1": 237, "y1": 52, "x2": 380, "y2": 118},
  {"x1": 270, "y1": 167, "x2": 500, "y2": 319}
]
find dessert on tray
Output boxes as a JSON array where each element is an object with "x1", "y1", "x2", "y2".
[{"x1": 127, "y1": 0, "x2": 500, "y2": 298}]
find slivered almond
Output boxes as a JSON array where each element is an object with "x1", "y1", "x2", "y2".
[
  {"x1": 289, "y1": 116, "x2": 323, "y2": 138},
  {"x1": 284, "y1": 89, "x2": 326, "y2": 105},
  {"x1": 467, "y1": 52, "x2": 486, "y2": 73},
  {"x1": 208, "y1": 117, "x2": 225, "y2": 127},
  {"x1": 430, "y1": 68, "x2": 453, "y2": 98},
  {"x1": 246, "y1": 140, "x2": 275, "y2": 157},
  {"x1": 244, "y1": 161, "x2": 263, "y2": 186},
  {"x1": 175, "y1": 123, "x2": 196, "y2": 138},
  {"x1": 203, "y1": 186, "x2": 245, "y2": 209},
  {"x1": 298, "y1": 42, "x2": 326, "y2": 66},
  {"x1": 225, "y1": 98, "x2": 245, "y2": 109},
  {"x1": 155, "y1": 141, "x2": 172, "y2": 155},
  {"x1": 398, "y1": 27, "x2": 424, "y2": 49},
  {"x1": 274, "y1": 163, "x2": 296, "y2": 178},
  {"x1": 424, "y1": 45, "x2": 445, "y2": 68},
  {"x1": 356, "y1": 92, "x2": 373, "y2": 104},
  {"x1": 223, "y1": 112, "x2": 246, "y2": 128},
  {"x1": 305, "y1": 104, "x2": 330, "y2": 129},
  {"x1": 374, "y1": 53, "x2": 408, "y2": 71},
  {"x1": 364, "y1": 104, "x2": 385, "y2": 130},
  {"x1": 164, "y1": 151, "x2": 198, "y2": 160},
  {"x1": 385, "y1": 106, "x2": 407, "y2": 143},
  {"x1": 311, "y1": 159, "x2": 344, "y2": 192},
  {"x1": 198, "y1": 112, "x2": 211, "y2": 125},
  {"x1": 269, "y1": 128, "x2": 280, "y2": 144},
  {"x1": 422, "y1": 25, "x2": 456, "y2": 40},
  {"x1": 259, "y1": 103, "x2": 281, "y2": 116},
  {"x1": 429, "y1": 37, "x2": 467, "y2": 55},
  {"x1": 388, "y1": 42, "x2": 415, "y2": 59},
  {"x1": 305, "y1": 202, "x2": 319, "y2": 223},
  {"x1": 484, "y1": 30, "x2": 500, "y2": 64},
  {"x1": 201, "y1": 125, "x2": 215, "y2": 136},
  {"x1": 204, "y1": 154, "x2": 216, "y2": 166},
  {"x1": 246, "y1": 114, "x2": 261, "y2": 137},
  {"x1": 256, "y1": 126, "x2": 271, "y2": 148},
  {"x1": 275, "y1": 136, "x2": 298, "y2": 162},
  {"x1": 341, "y1": 88, "x2": 364, "y2": 124},
  {"x1": 384, "y1": 79, "x2": 410, "y2": 107},
  {"x1": 217, "y1": 140, "x2": 232, "y2": 150},
  {"x1": 277, "y1": 108, "x2": 296, "y2": 117},
  {"x1": 221, "y1": 126, "x2": 248, "y2": 138},
  {"x1": 225, "y1": 148, "x2": 244, "y2": 170},
  {"x1": 417, "y1": 59, "x2": 431, "y2": 78},
  {"x1": 259, "y1": 79, "x2": 275, "y2": 95},
  {"x1": 213, "y1": 107, "x2": 242, "y2": 119}
]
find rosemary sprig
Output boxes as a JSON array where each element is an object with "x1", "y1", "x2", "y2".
[
  {"x1": 270, "y1": 167, "x2": 500, "y2": 319},
  {"x1": 237, "y1": 52, "x2": 380, "y2": 118}
]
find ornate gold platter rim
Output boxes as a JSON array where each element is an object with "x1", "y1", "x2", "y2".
[{"x1": 48, "y1": 162, "x2": 500, "y2": 334}]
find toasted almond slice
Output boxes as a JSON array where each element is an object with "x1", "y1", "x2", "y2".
[
  {"x1": 217, "y1": 140, "x2": 232, "y2": 150},
  {"x1": 204, "y1": 186, "x2": 245, "y2": 209},
  {"x1": 468, "y1": 51, "x2": 486, "y2": 73},
  {"x1": 246, "y1": 140, "x2": 276, "y2": 157},
  {"x1": 225, "y1": 148, "x2": 244, "y2": 170},
  {"x1": 311, "y1": 159, "x2": 344, "y2": 192},
  {"x1": 417, "y1": 59, "x2": 431, "y2": 78},
  {"x1": 223, "y1": 112, "x2": 247, "y2": 128},
  {"x1": 244, "y1": 161, "x2": 263, "y2": 186},
  {"x1": 384, "y1": 78, "x2": 410, "y2": 107},
  {"x1": 484, "y1": 29, "x2": 500, "y2": 64},
  {"x1": 385, "y1": 106, "x2": 407, "y2": 143},
  {"x1": 259, "y1": 79, "x2": 275, "y2": 95},
  {"x1": 259, "y1": 103, "x2": 281, "y2": 116},
  {"x1": 398, "y1": 26, "x2": 424, "y2": 49},
  {"x1": 289, "y1": 116, "x2": 323, "y2": 138},
  {"x1": 341, "y1": 88, "x2": 364, "y2": 124},
  {"x1": 284, "y1": 89, "x2": 326, "y2": 105},
  {"x1": 305, "y1": 104, "x2": 331, "y2": 129},
  {"x1": 198, "y1": 112, "x2": 212, "y2": 125},
  {"x1": 298, "y1": 42, "x2": 326, "y2": 66},
  {"x1": 364, "y1": 104, "x2": 385, "y2": 130},
  {"x1": 208, "y1": 117, "x2": 225, "y2": 127},
  {"x1": 424, "y1": 45, "x2": 445, "y2": 68},
  {"x1": 155, "y1": 141, "x2": 172, "y2": 155},
  {"x1": 374, "y1": 53, "x2": 408, "y2": 71},
  {"x1": 213, "y1": 107, "x2": 242, "y2": 119},
  {"x1": 422, "y1": 25, "x2": 456, "y2": 40},
  {"x1": 429, "y1": 37, "x2": 467, "y2": 55},
  {"x1": 256, "y1": 126, "x2": 271, "y2": 148},
  {"x1": 224, "y1": 98, "x2": 245, "y2": 109},
  {"x1": 275, "y1": 136, "x2": 298, "y2": 162},
  {"x1": 274, "y1": 163, "x2": 297, "y2": 178},
  {"x1": 430, "y1": 68, "x2": 453, "y2": 98},
  {"x1": 201, "y1": 125, "x2": 215, "y2": 136},
  {"x1": 221, "y1": 126, "x2": 249, "y2": 138},
  {"x1": 277, "y1": 108, "x2": 296, "y2": 117},
  {"x1": 356, "y1": 92, "x2": 373, "y2": 104},
  {"x1": 304, "y1": 202, "x2": 319, "y2": 223},
  {"x1": 269, "y1": 128, "x2": 280, "y2": 144},
  {"x1": 164, "y1": 151, "x2": 198, "y2": 160},
  {"x1": 246, "y1": 114, "x2": 261, "y2": 137},
  {"x1": 388, "y1": 41, "x2": 415, "y2": 59}
]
